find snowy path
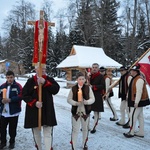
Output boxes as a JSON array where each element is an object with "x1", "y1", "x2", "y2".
[
  {"x1": 53, "y1": 95, "x2": 150, "y2": 150},
  {"x1": 8, "y1": 94, "x2": 150, "y2": 150}
]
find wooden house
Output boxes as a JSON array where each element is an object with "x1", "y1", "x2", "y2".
[
  {"x1": 57, "y1": 45, "x2": 122, "y2": 87},
  {"x1": 0, "y1": 59, "x2": 25, "y2": 75}
]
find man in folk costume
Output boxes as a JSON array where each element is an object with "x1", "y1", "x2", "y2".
[
  {"x1": 22, "y1": 13, "x2": 60, "y2": 150},
  {"x1": 87, "y1": 63, "x2": 105, "y2": 134},
  {"x1": 22, "y1": 63, "x2": 60, "y2": 150},
  {"x1": 67, "y1": 72, "x2": 95, "y2": 150},
  {"x1": 100, "y1": 67, "x2": 118, "y2": 121},
  {"x1": 123, "y1": 64, "x2": 150, "y2": 138},
  {"x1": 116, "y1": 66, "x2": 131, "y2": 128}
]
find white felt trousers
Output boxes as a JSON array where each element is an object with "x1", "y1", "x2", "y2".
[
  {"x1": 118, "y1": 100, "x2": 129, "y2": 124},
  {"x1": 105, "y1": 98, "x2": 118, "y2": 119},
  {"x1": 32, "y1": 126, "x2": 53, "y2": 150},
  {"x1": 129, "y1": 107, "x2": 144, "y2": 135},
  {"x1": 71, "y1": 114, "x2": 90, "y2": 150}
]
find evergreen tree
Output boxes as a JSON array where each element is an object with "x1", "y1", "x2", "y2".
[
  {"x1": 97, "y1": 0, "x2": 121, "y2": 61},
  {"x1": 47, "y1": 31, "x2": 69, "y2": 76},
  {"x1": 137, "y1": 12, "x2": 150, "y2": 53},
  {"x1": 0, "y1": 36, "x2": 3, "y2": 59},
  {"x1": 19, "y1": 28, "x2": 34, "y2": 73},
  {"x1": 73, "y1": 0, "x2": 96, "y2": 46}
]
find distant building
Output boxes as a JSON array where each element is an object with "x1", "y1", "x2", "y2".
[
  {"x1": 0, "y1": 59, "x2": 25, "y2": 75},
  {"x1": 57, "y1": 45, "x2": 122, "y2": 87}
]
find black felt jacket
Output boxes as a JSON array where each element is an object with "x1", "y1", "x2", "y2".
[{"x1": 22, "y1": 75, "x2": 60, "y2": 128}]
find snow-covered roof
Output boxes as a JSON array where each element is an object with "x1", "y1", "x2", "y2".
[
  {"x1": 57, "y1": 45, "x2": 122, "y2": 69},
  {"x1": 0, "y1": 59, "x2": 7, "y2": 63}
]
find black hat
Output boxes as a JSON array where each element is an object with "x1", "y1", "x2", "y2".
[
  {"x1": 118, "y1": 66, "x2": 128, "y2": 71},
  {"x1": 100, "y1": 67, "x2": 106, "y2": 71},
  {"x1": 130, "y1": 64, "x2": 140, "y2": 71}
]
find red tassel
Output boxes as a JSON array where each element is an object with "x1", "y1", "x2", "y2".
[{"x1": 70, "y1": 141, "x2": 73, "y2": 144}]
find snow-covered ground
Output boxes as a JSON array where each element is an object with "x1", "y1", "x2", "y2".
[{"x1": 1, "y1": 77, "x2": 150, "y2": 150}]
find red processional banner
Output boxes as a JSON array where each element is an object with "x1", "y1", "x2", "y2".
[
  {"x1": 138, "y1": 49, "x2": 150, "y2": 86},
  {"x1": 32, "y1": 20, "x2": 48, "y2": 66}
]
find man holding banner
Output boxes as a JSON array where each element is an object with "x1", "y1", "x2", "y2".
[
  {"x1": 22, "y1": 63, "x2": 60, "y2": 150},
  {"x1": 22, "y1": 10, "x2": 60, "y2": 150},
  {"x1": 123, "y1": 64, "x2": 150, "y2": 138}
]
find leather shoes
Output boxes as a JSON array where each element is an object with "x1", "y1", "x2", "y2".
[
  {"x1": 90, "y1": 129, "x2": 96, "y2": 134},
  {"x1": 123, "y1": 132, "x2": 134, "y2": 138},
  {"x1": 0, "y1": 143, "x2": 6, "y2": 149},
  {"x1": 110, "y1": 117, "x2": 118, "y2": 121},
  {"x1": 116, "y1": 122, "x2": 124, "y2": 126},
  {"x1": 9, "y1": 143, "x2": 15, "y2": 149},
  {"x1": 134, "y1": 133, "x2": 144, "y2": 138},
  {"x1": 83, "y1": 145, "x2": 88, "y2": 150},
  {"x1": 123, "y1": 122, "x2": 130, "y2": 128}
]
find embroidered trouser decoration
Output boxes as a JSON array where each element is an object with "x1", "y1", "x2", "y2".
[
  {"x1": 81, "y1": 113, "x2": 89, "y2": 121},
  {"x1": 73, "y1": 114, "x2": 80, "y2": 121}
]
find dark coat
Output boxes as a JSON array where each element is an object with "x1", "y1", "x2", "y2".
[
  {"x1": 22, "y1": 75, "x2": 60, "y2": 128},
  {"x1": 90, "y1": 72, "x2": 105, "y2": 112},
  {"x1": 0, "y1": 81, "x2": 22, "y2": 115}
]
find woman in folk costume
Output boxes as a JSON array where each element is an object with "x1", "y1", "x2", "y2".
[
  {"x1": 87, "y1": 63, "x2": 105, "y2": 134},
  {"x1": 123, "y1": 64, "x2": 150, "y2": 138},
  {"x1": 100, "y1": 67, "x2": 118, "y2": 121},
  {"x1": 67, "y1": 72, "x2": 95, "y2": 150}
]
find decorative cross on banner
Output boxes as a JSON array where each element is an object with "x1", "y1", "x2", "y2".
[
  {"x1": 28, "y1": 10, "x2": 55, "y2": 130},
  {"x1": 28, "y1": 10, "x2": 55, "y2": 66}
]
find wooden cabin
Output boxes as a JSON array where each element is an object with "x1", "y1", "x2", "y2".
[
  {"x1": 0, "y1": 59, "x2": 25, "y2": 75},
  {"x1": 57, "y1": 45, "x2": 122, "y2": 87}
]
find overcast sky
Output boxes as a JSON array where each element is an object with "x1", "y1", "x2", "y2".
[{"x1": 0, "y1": 0, "x2": 69, "y2": 36}]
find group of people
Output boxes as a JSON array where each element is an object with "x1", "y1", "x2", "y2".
[
  {"x1": 67, "y1": 63, "x2": 149, "y2": 150},
  {"x1": 0, "y1": 62, "x2": 149, "y2": 150},
  {"x1": 0, "y1": 63, "x2": 60, "y2": 150}
]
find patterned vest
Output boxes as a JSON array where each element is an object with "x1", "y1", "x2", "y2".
[{"x1": 128, "y1": 74, "x2": 150, "y2": 107}]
